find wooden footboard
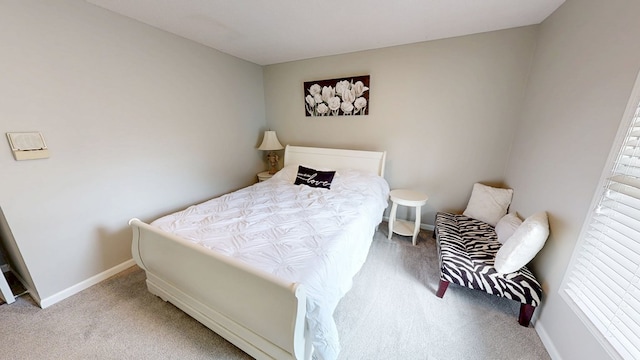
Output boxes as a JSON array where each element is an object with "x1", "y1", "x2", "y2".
[{"x1": 129, "y1": 218, "x2": 311, "y2": 360}]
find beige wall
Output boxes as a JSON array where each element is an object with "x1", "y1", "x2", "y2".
[
  {"x1": 0, "y1": 0, "x2": 266, "y2": 303},
  {"x1": 506, "y1": 0, "x2": 640, "y2": 359},
  {"x1": 264, "y1": 26, "x2": 538, "y2": 223}
]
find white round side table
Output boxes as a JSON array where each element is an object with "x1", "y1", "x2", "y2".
[{"x1": 388, "y1": 189, "x2": 429, "y2": 245}]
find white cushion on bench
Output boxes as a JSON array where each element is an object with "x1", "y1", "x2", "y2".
[
  {"x1": 463, "y1": 183, "x2": 513, "y2": 226},
  {"x1": 495, "y1": 211, "x2": 549, "y2": 274},
  {"x1": 495, "y1": 213, "x2": 523, "y2": 244}
]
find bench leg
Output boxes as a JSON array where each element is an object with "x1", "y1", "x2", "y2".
[
  {"x1": 518, "y1": 304, "x2": 535, "y2": 327},
  {"x1": 436, "y1": 280, "x2": 449, "y2": 298}
]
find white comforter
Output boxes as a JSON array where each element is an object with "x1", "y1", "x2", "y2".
[{"x1": 151, "y1": 166, "x2": 390, "y2": 360}]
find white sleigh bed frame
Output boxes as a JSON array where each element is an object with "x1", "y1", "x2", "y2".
[{"x1": 129, "y1": 145, "x2": 386, "y2": 360}]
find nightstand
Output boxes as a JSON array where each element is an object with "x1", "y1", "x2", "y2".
[{"x1": 257, "y1": 171, "x2": 273, "y2": 182}]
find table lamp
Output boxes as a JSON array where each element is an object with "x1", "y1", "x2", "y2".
[{"x1": 258, "y1": 130, "x2": 284, "y2": 174}]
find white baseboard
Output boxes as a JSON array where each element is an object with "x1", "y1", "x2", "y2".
[
  {"x1": 382, "y1": 216, "x2": 435, "y2": 231},
  {"x1": 535, "y1": 321, "x2": 561, "y2": 360},
  {"x1": 39, "y1": 259, "x2": 136, "y2": 309},
  {"x1": 0, "y1": 264, "x2": 9, "y2": 273}
]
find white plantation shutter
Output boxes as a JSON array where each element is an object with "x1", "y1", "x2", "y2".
[{"x1": 563, "y1": 74, "x2": 640, "y2": 360}]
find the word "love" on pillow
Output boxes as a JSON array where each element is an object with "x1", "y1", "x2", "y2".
[{"x1": 294, "y1": 165, "x2": 336, "y2": 189}]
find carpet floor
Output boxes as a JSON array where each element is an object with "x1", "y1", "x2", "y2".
[{"x1": 0, "y1": 226, "x2": 550, "y2": 359}]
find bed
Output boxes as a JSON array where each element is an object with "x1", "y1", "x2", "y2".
[{"x1": 129, "y1": 145, "x2": 389, "y2": 360}]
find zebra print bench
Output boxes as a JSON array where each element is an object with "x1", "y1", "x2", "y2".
[{"x1": 434, "y1": 212, "x2": 542, "y2": 326}]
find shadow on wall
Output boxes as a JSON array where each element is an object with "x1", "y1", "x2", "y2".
[
  {"x1": 95, "y1": 225, "x2": 133, "y2": 272},
  {"x1": 0, "y1": 242, "x2": 7, "y2": 269}
]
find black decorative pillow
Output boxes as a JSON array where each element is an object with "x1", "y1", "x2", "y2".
[{"x1": 294, "y1": 165, "x2": 336, "y2": 189}]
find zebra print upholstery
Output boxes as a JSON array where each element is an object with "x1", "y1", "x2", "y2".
[{"x1": 434, "y1": 212, "x2": 542, "y2": 325}]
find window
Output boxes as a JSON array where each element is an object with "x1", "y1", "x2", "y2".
[{"x1": 562, "y1": 72, "x2": 640, "y2": 360}]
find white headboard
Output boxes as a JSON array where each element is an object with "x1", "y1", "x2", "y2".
[{"x1": 283, "y1": 145, "x2": 386, "y2": 177}]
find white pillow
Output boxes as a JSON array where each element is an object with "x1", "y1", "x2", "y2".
[
  {"x1": 494, "y1": 213, "x2": 522, "y2": 244},
  {"x1": 462, "y1": 183, "x2": 514, "y2": 226},
  {"x1": 271, "y1": 164, "x2": 299, "y2": 182},
  {"x1": 494, "y1": 211, "x2": 549, "y2": 274}
]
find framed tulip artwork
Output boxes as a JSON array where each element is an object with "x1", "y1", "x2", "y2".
[{"x1": 304, "y1": 75, "x2": 370, "y2": 116}]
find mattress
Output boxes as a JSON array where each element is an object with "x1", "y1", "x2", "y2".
[{"x1": 151, "y1": 166, "x2": 390, "y2": 359}]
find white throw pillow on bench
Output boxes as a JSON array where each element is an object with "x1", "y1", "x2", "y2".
[
  {"x1": 463, "y1": 183, "x2": 514, "y2": 227},
  {"x1": 495, "y1": 213, "x2": 523, "y2": 244},
  {"x1": 494, "y1": 211, "x2": 549, "y2": 274}
]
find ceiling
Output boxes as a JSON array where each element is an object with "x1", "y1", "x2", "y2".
[{"x1": 86, "y1": 0, "x2": 565, "y2": 66}]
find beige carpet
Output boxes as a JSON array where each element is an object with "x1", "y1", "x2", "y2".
[{"x1": 0, "y1": 226, "x2": 550, "y2": 359}]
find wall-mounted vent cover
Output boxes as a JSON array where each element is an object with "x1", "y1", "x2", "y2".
[{"x1": 6, "y1": 132, "x2": 49, "y2": 161}]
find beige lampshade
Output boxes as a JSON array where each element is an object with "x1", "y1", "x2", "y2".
[{"x1": 258, "y1": 131, "x2": 284, "y2": 151}]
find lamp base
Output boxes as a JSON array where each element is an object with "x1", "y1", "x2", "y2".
[{"x1": 266, "y1": 151, "x2": 280, "y2": 174}]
